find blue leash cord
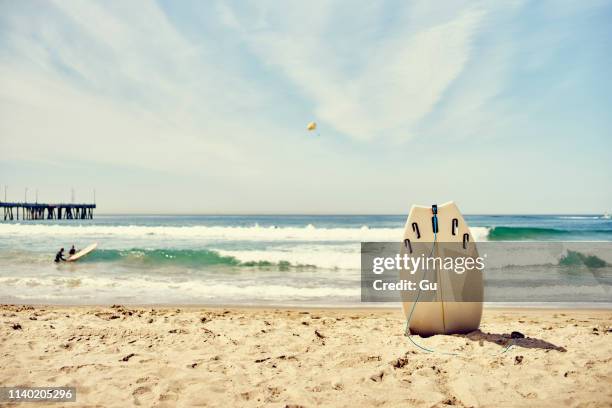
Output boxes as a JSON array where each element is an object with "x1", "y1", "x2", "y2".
[
  {"x1": 403, "y1": 229, "x2": 460, "y2": 355},
  {"x1": 403, "y1": 220, "x2": 513, "y2": 356},
  {"x1": 404, "y1": 235, "x2": 440, "y2": 353}
]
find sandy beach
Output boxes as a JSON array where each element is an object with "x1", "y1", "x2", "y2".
[{"x1": 0, "y1": 305, "x2": 610, "y2": 407}]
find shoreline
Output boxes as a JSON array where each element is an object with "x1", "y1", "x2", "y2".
[{"x1": 3, "y1": 303, "x2": 611, "y2": 311}]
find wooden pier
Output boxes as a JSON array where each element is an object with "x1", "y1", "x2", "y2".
[{"x1": 0, "y1": 202, "x2": 96, "y2": 221}]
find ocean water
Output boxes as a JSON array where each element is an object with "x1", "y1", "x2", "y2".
[{"x1": 0, "y1": 214, "x2": 611, "y2": 306}]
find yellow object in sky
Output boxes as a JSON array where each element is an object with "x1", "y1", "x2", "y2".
[{"x1": 306, "y1": 122, "x2": 317, "y2": 132}]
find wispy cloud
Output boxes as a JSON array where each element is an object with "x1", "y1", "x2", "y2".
[
  {"x1": 1, "y1": 0, "x2": 610, "y2": 212},
  {"x1": 0, "y1": 0, "x2": 499, "y2": 167},
  {"x1": 242, "y1": 3, "x2": 486, "y2": 141},
  {"x1": 0, "y1": 0, "x2": 274, "y2": 174}
]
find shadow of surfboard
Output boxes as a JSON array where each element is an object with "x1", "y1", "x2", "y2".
[{"x1": 456, "y1": 330, "x2": 567, "y2": 352}]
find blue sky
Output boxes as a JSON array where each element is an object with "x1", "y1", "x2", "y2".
[{"x1": 1, "y1": 0, "x2": 611, "y2": 214}]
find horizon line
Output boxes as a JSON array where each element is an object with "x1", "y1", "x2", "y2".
[{"x1": 93, "y1": 212, "x2": 609, "y2": 217}]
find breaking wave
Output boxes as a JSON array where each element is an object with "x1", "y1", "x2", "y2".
[{"x1": 0, "y1": 223, "x2": 492, "y2": 242}]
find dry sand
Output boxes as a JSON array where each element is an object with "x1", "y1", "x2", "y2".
[{"x1": 1, "y1": 305, "x2": 610, "y2": 407}]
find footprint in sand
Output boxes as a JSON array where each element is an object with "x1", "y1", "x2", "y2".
[
  {"x1": 159, "y1": 393, "x2": 178, "y2": 401},
  {"x1": 133, "y1": 386, "x2": 151, "y2": 396}
]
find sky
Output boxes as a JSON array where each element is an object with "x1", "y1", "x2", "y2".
[{"x1": 1, "y1": 0, "x2": 611, "y2": 214}]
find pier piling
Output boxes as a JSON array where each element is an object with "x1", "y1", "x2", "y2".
[{"x1": 0, "y1": 202, "x2": 96, "y2": 221}]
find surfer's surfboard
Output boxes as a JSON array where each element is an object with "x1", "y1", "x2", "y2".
[
  {"x1": 401, "y1": 202, "x2": 483, "y2": 336},
  {"x1": 67, "y1": 243, "x2": 98, "y2": 262}
]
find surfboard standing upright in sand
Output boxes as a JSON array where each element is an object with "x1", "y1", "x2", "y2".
[
  {"x1": 67, "y1": 243, "x2": 98, "y2": 262},
  {"x1": 401, "y1": 202, "x2": 483, "y2": 336}
]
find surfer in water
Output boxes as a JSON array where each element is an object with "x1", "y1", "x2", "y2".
[
  {"x1": 69, "y1": 245, "x2": 77, "y2": 256},
  {"x1": 54, "y1": 248, "x2": 66, "y2": 263}
]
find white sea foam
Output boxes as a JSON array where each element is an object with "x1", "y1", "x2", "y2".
[
  {"x1": 486, "y1": 285, "x2": 611, "y2": 299},
  {"x1": 558, "y1": 216, "x2": 601, "y2": 220},
  {"x1": 470, "y1": 227, "x2": 490, "y2": 241},
  {"x1": 217, "y1": 247, "x2": 362, "y2": 270},
  {"x1": 0, "y1": 223, "x2": 491, "y2": 242},
  {"x1": 0, "y1": 223, "x2": 400, "y2": 241},
  {"x1": 0, "y1": 275, "x2": 359, "y2": 304}
]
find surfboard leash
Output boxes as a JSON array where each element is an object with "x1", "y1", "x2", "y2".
[
  {"x1": 403, "y1": 212, "x2": 448, "y2": 354},
  {"x1": 403, "y1": 205, "x2": 514, "y2": 356}
]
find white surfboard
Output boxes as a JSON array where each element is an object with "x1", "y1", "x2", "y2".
[
  {"x1": 401, "y1": 202, "x2": 483, "y2": 336},
  {"x1": 67, "y1": 243, "x2": 98, "y2": 262}
]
